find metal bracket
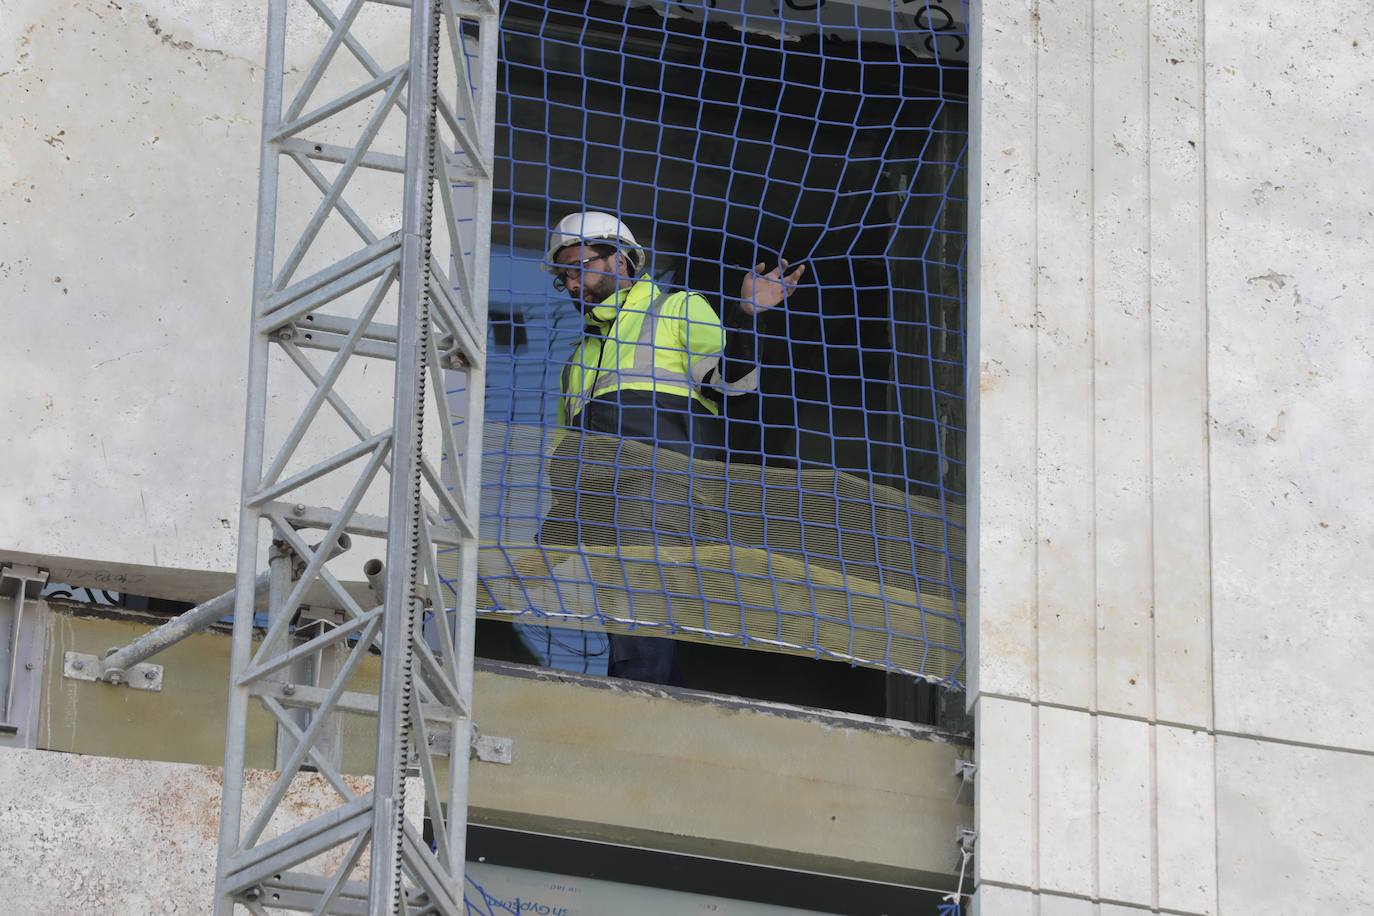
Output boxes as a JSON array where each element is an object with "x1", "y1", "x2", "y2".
[
  {"x1": 472, "y1": 733, "x2": 513, "y2": 765},
  {"x1": 2, "y1": 563, "x2": 50, "y2": 743},
  {"x1": 954, "y1": 757, "x2": 977, "y2": 803},
  {"x1": 948, "y1": 827, "x2": 977, "y2": 904},
  {"x1": 421, "y1": 730, "x2": 512, "y2": 764},
  {"x1": 63, "y1": 651, "x2": 164, "y2": 691}
]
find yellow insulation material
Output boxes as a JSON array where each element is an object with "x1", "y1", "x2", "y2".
[{"x1": 445, "y1": 433, "x2": 966, "y2": 681}]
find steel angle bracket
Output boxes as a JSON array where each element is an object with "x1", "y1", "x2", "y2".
[
  {"x1": 472, "y1": 733, "x2": 514, "y2": 765},
  {"x1": 955, "y1": 827, "x2": 977, "y2": 856},
  {"x1": 420, "y1": 729, "x2": 512, "y2": 764},
  {"x1": 2, "y1": 563, "x2": 50, "y2": 737},
  {"x1": 62, "y1": 651, "x2": 164, "y2": 691},
  {"x1": 953, "y1": 757, "x2": 976, "y2": 803}
]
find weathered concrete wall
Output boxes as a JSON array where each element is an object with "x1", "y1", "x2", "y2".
[
  {"x1": 971, "y1": 0, "x2": 1374, "y2": 913},
  {"x1": 0, "y1": 747, "x2": 411, "y2": 915},
  {"x1": 1204, "y1": 7, "x2": 1374, "y2": 913},
  {"x1": 1203, "y1": 5, "x2": 1374, "y2": 756},
  {"x1": 0, "y1": 0, "x2": 410, "y2": 596}
]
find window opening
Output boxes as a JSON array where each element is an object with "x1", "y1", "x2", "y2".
[{"x1": 455, "y1": 0, "x2": 969, "y2": 720}]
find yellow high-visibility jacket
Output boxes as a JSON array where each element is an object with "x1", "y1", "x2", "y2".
[{"x1": 559, "y1": 277, "x2": 756, "y2": 427}]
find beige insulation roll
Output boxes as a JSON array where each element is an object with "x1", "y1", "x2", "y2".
[{"x1": 443, "y1": 432, "x2": 966, "y2": 682}]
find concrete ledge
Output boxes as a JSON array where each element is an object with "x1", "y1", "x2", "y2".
[{"x1": 0, "y1": 747, "x2": 414, "y2": 915}]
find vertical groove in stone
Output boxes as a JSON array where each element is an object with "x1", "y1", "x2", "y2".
[
  {"x1": 1034, "y1": 0, "x2": 1098, "y2": 712},
  {"x1": 979, "y1": 0, "x2": 1216, "y2": 908},
  {"x1": 1091, "y1": 0, "x2": 1155, "y2": 721},
  {"x1": 974, "y1": 0, "x2": 1042, "y2": 703},
  {"x1": 1147, "y1": 0, "x2": 1213, "y2": 732}
]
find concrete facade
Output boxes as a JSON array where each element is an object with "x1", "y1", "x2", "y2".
[
  {"x1": 2, "y1": 1, "x2": 975, "y2": 907},
  {"x1": 5, "y1": 0, "x2": 1374, "y2": 911},
  {"x1": 971, "y1": 1, "x2": 1374, "y2": 913},
  {"x1": 1, "y1": 0, "x2": 409, "y2": 596},
  {"x1": 0, "y1": 748, "x2": 423, "y2": 915}
]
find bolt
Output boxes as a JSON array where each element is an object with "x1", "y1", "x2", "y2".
[
  {"x1": 108, "y1": 672, "x2": 125, "y2": 685},
  {"x1": 24, "y1": 662, "x2": 34, "y2": 671},
  {"x1": 282, "y1": 684, "x2": 296, "y2": 696},
  {"x1": 71, "y1": 659, "x2": 85, "y2": 671},
  {"x1": 144, "y1": 669, "x2": 157, "y2": 681},
  {"x1": 292, "y1": 503, "x2": 306, "y2": 517}
]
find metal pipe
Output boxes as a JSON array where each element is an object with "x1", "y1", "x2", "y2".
[
  {"x1": 214, "y1": 2, "x2": 287, "y2": 909},
  {"x1": 265, "y1": 538, "x2": 297, "y2": 771},
  {"x1": 99, "y1": 535, "x2": 352, "y2": 683},
  {"x1": 363, "y1": 558, "x2": 387, "y2": 606}
]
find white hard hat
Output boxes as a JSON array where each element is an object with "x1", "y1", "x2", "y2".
[{"x1": 546, "y1": 211, "x2": 645, "y2": 274}]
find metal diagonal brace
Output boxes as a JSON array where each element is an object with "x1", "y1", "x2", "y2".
[{"x1": 63, "y1": 536, "x2": 352, "y2": 691}]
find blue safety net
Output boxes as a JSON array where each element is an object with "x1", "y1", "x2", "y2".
[{"x1": 447, "y1": 0, "x2": 968, "y2": 684}]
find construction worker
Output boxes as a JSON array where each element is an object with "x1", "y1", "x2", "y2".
[{"x1": 541, "y1": 210, "x2": 804, "y2": 684}]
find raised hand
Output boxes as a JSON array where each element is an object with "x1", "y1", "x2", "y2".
[{"x1": 740, "y1": 259, "x2": 806, "y2": 316}]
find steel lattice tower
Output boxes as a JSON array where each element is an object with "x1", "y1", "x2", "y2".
[{"x1": 213, "y1": 0, "x2": 495, "y2": 910}]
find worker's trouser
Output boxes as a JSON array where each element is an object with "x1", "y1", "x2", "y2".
[{"x1": 540, "y1": 391, "x2": 722, "y2": 685}]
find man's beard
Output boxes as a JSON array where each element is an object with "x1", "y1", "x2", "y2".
[{"x1": 573, "y1": 273, "x2": 621, "y2": 314}]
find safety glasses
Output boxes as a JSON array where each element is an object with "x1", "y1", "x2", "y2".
[{"x1": 549, "y1": 252, "x2": 612, "y2": 291}]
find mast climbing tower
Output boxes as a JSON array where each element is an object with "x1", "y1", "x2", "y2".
[{"x1": 212, "y1": 0, "x2": 496, "y2": 910}]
